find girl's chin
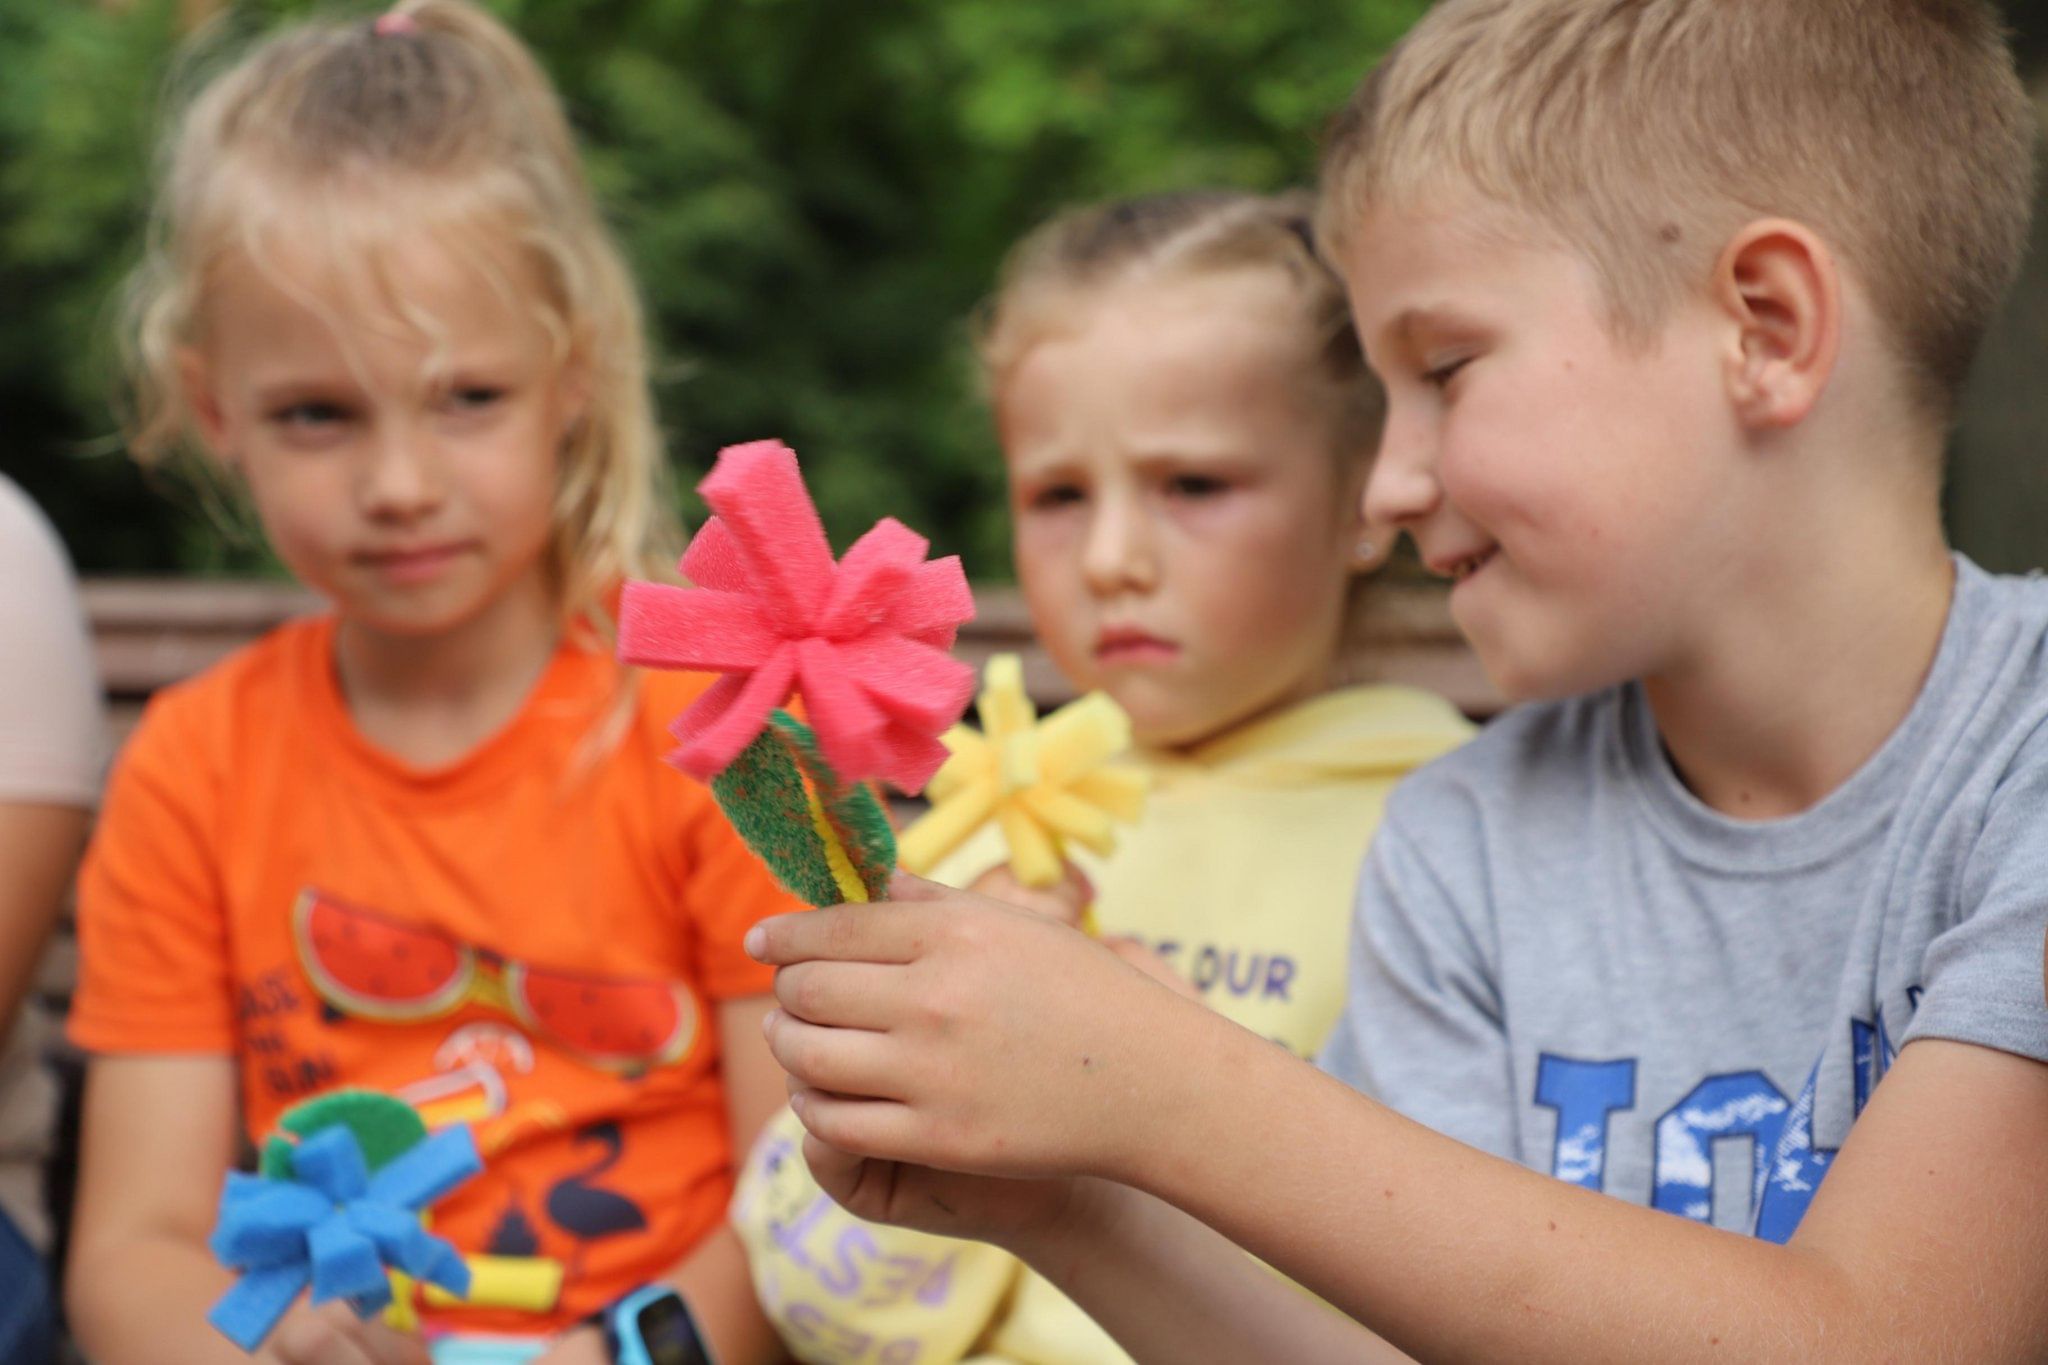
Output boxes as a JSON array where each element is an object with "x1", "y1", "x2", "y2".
[
  {"x1": 1052, "y1": 657, "x2": 1236, "y2": 749},
  {"x1": 1124, "y1": 702, "x2": 1238, "y2": 753}
]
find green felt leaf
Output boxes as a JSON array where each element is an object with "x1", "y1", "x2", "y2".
[
  {"x1": 259, "y1": 1089, "x2": 429, "y2": 1179},
  {"x1": 711, "y1": 710, "x2": 898, "y2": 906}
]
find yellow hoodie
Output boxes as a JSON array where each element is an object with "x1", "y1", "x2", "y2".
[{"x1": 732, "y1": 684, "x2": 1473, "y2": 1365}]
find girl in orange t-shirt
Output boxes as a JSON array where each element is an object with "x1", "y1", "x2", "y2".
[{"x1": 65, "y1": 5, "x2": 796, "y2": 1363}]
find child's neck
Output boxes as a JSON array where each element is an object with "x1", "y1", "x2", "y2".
[
  {"x1": 333, "y1": 569, "x2": 561, "y2": 769},
  {"x1": 1643, "y1": 486, "x2": 1954, "y2": 821}
]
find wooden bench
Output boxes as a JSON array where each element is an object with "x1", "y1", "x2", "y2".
[
  {"x1": 50, "y1": 572, "x2": 1495, "y2": 1050},
  {"x1": 84, "y1": 577, "x2": 1498, "y2": 735},
  {"x1": 35, "y1": 575, "x2": 1494, "y2": 1321}
]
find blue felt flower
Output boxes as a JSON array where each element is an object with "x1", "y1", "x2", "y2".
[{"x1": 207, "y1": 1123, "x2": 480, "y2": 1352}]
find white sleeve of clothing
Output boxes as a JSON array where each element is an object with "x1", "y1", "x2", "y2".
[{"x1": 0, "y1": 475, "x2": 106, "y2": 807}]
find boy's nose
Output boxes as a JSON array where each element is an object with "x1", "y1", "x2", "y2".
[
  {"x1": 358, "y1": 424, "x2": 447, "y2": 521},
  {"x1": 1362, "y1": 407, "x2": 1442, "y2": 529},
  {"x1": 1080, "y1": 492, "x2": 1159, "y2": 597}
]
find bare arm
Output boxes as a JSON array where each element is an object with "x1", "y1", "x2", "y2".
[
  {"x1": 543, "y1": 995, "x2": 789, "y2": 1365},
  {"x1": 758, "y1": 889, "x2": 2048, "y2": 1364},
  {"x1": 1109, "y1": 1019, "x2": 2048, "y2": 1363},
  {"x1": 66, "y1": 1055, "x2": 430, "y2": 1365},
  {"x1": 65, "y1": 1056, "x2": 244, "y2": 1364},
  {"x1": 0, "y1": 802, "x2": 88, "y2": 1053},
  {"x1": 802, "y1": 1136, "x2": 1404, "y2": 1365},
  {"x1": 671, "y1": 995, "x2": 788, "y2": 1364}
]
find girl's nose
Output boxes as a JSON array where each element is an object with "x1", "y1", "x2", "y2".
[
  {"x1": 358, "y1": 422, "x2": 447, "y2": 521},
  {"x1": 1080, "y1": 489, "x2": 1160, "y2": 597}
]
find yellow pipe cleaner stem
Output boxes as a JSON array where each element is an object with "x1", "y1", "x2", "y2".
[{"x1": 807, "y1": 782, "x2": 871, "y2": 904}]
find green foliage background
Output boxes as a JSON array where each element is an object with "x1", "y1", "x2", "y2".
[{"x1": 0, "y1": 0, "x2": 1427, "y2": 580}]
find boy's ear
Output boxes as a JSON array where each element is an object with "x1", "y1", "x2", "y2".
[
  {"x1": 176, "y1": 345, "x2": 233, "y2": 462},
  {"x1": 1712, "y1": 219, "x2": 1842, "y2": 431}
]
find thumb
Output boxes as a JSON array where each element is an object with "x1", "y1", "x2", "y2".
[
  {"x1": 801, "y1": 1130, "x2": 871, "y2": 1206},
  {"x1": 885, "y1": 870, "x2": 953, "y2": 903}
]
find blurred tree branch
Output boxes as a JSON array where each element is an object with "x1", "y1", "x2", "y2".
[
  {"x1": 1, "y1": 0, "x2": 1427, "y2": 576},
  {"x1": 15, "y1": 1, "x2": 2045, "y2": 576}
]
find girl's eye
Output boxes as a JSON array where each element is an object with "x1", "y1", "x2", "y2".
[
  {"x1": 270, "y1": 401, "x2": 351, "y2": 433},
  {"x1": 1028, "y1": 484, "x2": 1085, "y2": 511},
  {"x1": 445, "y1": 385, "x2": 506, "y2": 412},
  {"x1": 1166, "y1": 474, "x2": 1229, "y2": 499}
]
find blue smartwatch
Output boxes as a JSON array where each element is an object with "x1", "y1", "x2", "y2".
[{"x1": 598, "y1": 1285, "x2": 714, "y2": 1365}]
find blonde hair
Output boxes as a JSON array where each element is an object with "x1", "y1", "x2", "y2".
[
  {"x1": 121, "y1": 0, "x2": 680, "y2": 641},
  {"x1": 976, "y1": 189, "x2": 1390, "y2": 677},
  {"x1": 977, "y1": 189, "x2": 1381, "y2": 459},
  {"x1": 1319, "y1": 0, "x2": 2037, "y2": 421}
]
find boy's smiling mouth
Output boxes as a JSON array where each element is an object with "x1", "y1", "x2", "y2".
[{"x1": 1433, "y1": 546, "x2": 1499, "y2": 584}]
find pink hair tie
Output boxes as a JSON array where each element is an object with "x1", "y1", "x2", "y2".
[{"x1": 372, "y1": 10, "x2": 419, "y2": 36}]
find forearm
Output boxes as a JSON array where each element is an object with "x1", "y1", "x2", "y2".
[
  {"x1": 550, "y1": 1223, "x2": 782, "y2": 1365},
  {"x1": 67, "y1": 1228, "x2": 260, "y2": 1365},
  {"x1": 689, "y1": 995, "x2": 792, "y2": 1363},
  {"x1": 757, "y1": 888, "x2": 2048, "y2": 1362},
  {"x1": 669, "y1": 1222, "x2": 783, "y2": 1364},
  {"x1": 0, "y1": 803, "x2": 89, "y2": 1050},
  {"x1": 1013, "y1": 1179, "x2": 1407, "y2": 1365},
  {"x1": 1125, "y1": 1012, "x2": 1881, "y2": 1365}
]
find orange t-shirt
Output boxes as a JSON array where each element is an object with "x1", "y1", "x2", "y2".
[{"x1": 69, "y1": 616, "x2": 799, "y2": 1334}]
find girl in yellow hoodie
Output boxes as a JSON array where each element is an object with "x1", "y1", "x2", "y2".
[{"x1": 732, "y1": 189, "x2": 1472, "y2": 1365}]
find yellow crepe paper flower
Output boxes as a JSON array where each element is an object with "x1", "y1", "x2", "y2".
[{"x1": 898, "y1": 654, "x2": 1148, "y2": 888}]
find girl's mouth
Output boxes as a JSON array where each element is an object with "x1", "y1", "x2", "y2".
[
  {"x1": 1095, "y1": 627, "x2": 1180, "y2": 665},
  {"x1": 359, "y1": 541, "x2": 475, "y2": 585}
]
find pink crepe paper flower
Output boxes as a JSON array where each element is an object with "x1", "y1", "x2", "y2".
[{"x1": 618, "y1": 440, "x2": 976, "y2": 793}]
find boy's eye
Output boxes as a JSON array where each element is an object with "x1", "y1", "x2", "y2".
[{"x1": 1424, "y1": 356, "x2": 1473, "y2": 389}]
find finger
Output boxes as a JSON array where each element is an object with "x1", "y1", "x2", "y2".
[
  {"x1": 799, "y1": 1129, "x2": 906, "y2": 1226},
  {"x1": 775, "y1": 960, "x2": 906, "y2": 1030},
  {"x1": 799, "y1": 1129, "x2": 870, "y2": 1200},
  {"x1": 883, "y1": 870, "x2": 957, "y2": 903},
  {"x1": 788, "y1": 1086, "x2": 926, "y2": 1161},
  {"x1": 746, "y1": 903, "x2": 943, "y2": 967},
  {"x1": 765, "y1": 1010, "x2": 914, "y2": 1099},
  {"x1": 1101, "y1": 934, "x2": 1154, "y2": 963},
  {"x1": 359, "y1": 1322, "x2": 431, "y2": 1365},
  {"x1": 1035, "y1": 859, "x2": 1096, "y2": 925},
  {"x1": 1106, "y1": 936, "x2": 1202, "y2": 1000},
  {"x1": 967, "y1": 865, "x2": 1079, "y2": 924},
  {"x1": 1063, "y1": 860, "x2": 1096, "y2": 907},
  {"x1": 893, "y1": 869, "x2": 1054, "y2": 921},
  {"x1": 269, "y1": 1308, "x2": 377, "y2": 1365},
  {"x1": 967, "y1": 865, "x2": 1023, "y2": 900}
]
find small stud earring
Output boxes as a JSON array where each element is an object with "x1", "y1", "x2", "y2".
[{"x1": 1354, "y1": 539, "x2": 1377, "y2": 563}]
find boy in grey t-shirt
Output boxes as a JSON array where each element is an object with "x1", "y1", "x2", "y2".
[
  {"x1": 745, "y1": 1, "x2": 2048, "y2": 1359},
  {"x1": 1320, "y1": 555, "x2": 2048, "y2": 1240}
]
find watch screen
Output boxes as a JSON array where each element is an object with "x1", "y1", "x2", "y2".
[{"x1": 635, "y1": 1294, "x2": 713, "y2": 1365}]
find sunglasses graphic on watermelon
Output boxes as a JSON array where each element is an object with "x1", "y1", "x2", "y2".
[{"x1": 291, "y1": 889, "x2": 697, "y2": 1074}]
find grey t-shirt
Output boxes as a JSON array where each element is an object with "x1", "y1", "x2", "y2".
[{"x1": 1320, "y1": 556, "x2": 2048, "y2": 1240}]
